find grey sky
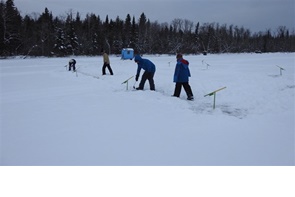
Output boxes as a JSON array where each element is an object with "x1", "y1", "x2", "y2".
[{"x1": 14, "y1": 0, "x2": 295, "y2": 33}]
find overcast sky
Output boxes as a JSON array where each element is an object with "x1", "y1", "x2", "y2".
[{"x1": 14, "y1": 0, "x2": 295, "y2": 33}]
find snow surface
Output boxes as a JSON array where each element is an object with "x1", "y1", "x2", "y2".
[{"x1": 0, "y1": 53, "x2": 294, "y2": 166}]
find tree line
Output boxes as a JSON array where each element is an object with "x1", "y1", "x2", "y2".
[{"x1": 1, "y1": 0, "x2": 294, "y2": 57}]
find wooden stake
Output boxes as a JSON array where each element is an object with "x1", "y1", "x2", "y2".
[{"x1": 204, "y1": 87, "x2": 226, "y2": 109}]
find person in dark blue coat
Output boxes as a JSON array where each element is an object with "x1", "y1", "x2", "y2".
[
  {"x1": 172, "y1": 54, "x2": 194, "y2": 100},
  {"x1": 68, "y1": 59, "x2": 76, "y2": 72},
  {"x1": 134, "y1": 55, "x2": 156, "y2": 90}
]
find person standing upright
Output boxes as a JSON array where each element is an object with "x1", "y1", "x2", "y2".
[
  {"x1": 172, "y1": 54, "x2": 194, "y2": 100},
  {"x1": 102, "y1": 49, "x2": 113, "y2": 75},
  {"x1": 134, "y1": 55, "x2": 156, "y2": 90}
]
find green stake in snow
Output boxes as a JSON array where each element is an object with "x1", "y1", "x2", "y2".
[
  {"x1": 276, "y1": 65, "x2": 285, "y2": 76},
  {"x1": 75, "y1": 67, "x2": 79, "y2": 77},
  {"x1": 204, "y1": 87, "x2": 226, "y2": 109},
  {"x1": 121, "y1": 76, "x2": 134, "y2": 90},
  {"x1": 202, "y1": 60, "x2": 211, "y2": 69}
]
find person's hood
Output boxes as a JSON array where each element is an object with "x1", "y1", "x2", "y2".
[
  {"x1": 134, "y1": 55, "x2": 143, "y2": 62},
  {"x1": 177, "y1": 58, "x2": 189, "y2": 69}
]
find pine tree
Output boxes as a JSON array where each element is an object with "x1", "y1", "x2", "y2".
[
  {"x1": 138, "y1": 12, "x2": 147, "y2": 53},
  {"x1": 130, "y1": 16, "x2": 138, "y2": 52},
  {"x1": 22, "y1": 15, "x2": 38, "y2": 56},
  {"x1": 73, "y1": 12, "x2": 83, "y2": 55},
  {"x1": 52, "y1": 27, "x2": 66, "y2": 56},
  {"x1": 123, "y1": 14, "x2": 132, "y2": 47},
  {"x1": 0, "y1": 0, "x2": 6, "y2": 55},
  {"x1": 37, "y1": 7, "x2": 54, "y2": 56},
  {"x1": 65, "y1": 11, "x2": 79, "y2": 55},
  {"x1": 0, "y1": 0, "x2": 22, "y2": 56}
]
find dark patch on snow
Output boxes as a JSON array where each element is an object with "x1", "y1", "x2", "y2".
[
  {"x1": 189, "y1": 103, "x2": 248, "y2": 119},
  {"x1": 268, "y1": 74, "x2": 281, "y2": 78},
  {"x1": 219, "y1": 105, "x2": 248, "y2": 119}
]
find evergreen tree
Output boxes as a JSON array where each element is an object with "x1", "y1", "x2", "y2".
[
  {"x1": 130, "y1": 16, "x2": 138, "y2": 52},
  {"x1": 21, "y1": 15, "x2": 38, "y2": 56},
  {"x1": 123, "y1": 14, "x2": 132, "y2": 47},
  {"x1": 138, "y1": 12, "x2": 147, "y2": 53},
  {"x1": 37, "y1": 7, "x2": 54, "y2": 56},
  {"x1": 73, "y1": 12, "x2": 83, "y2": 55},
  {"x1": 65, "y1": 11, "x2": 79, "y2": 55},
  {"x1": 0, "y1": 0, "x2": 22, "y2": 56},
  {"x1": 82, "y1": 13, "x2": 100, "y2": 55},
  {"x1": 0, "y1": 0, "x2": 6, "y2": 55},
  {"x1": 112, "y1": 16, "x2": 124, "y2": 54},
  {"x1": 52, "y1": 27, "x2": 67, "y2": 56}
]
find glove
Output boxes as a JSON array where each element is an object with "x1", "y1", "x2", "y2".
[{"x1": 135, "y1": 74, "x2": 139, "y2": 81}]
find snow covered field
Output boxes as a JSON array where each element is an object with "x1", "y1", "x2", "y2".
[{"x1": 0, "y1": 53, "x2": 294, "y2": 166}]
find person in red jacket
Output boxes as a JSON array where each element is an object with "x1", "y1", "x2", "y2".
[{"x1": 172, "y1": 54, "x2": 194, "y2": 100}]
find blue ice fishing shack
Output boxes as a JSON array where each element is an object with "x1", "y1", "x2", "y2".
[{"x1": 121, "y1": 48, "x2": 134, "y2": 60}]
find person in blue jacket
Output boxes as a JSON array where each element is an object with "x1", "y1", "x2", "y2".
[
  {"x1": 134, "y1": 55, "x2": 156, "y2": 90},
  {"x1": 172, "y1": 54, "x2": 194, "y2": 100}
]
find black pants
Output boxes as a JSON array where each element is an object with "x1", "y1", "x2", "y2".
[
  {"x1": 102, "y1": 63, "x2": 113, "y2": 75},
  {"x1": 69, "y1": 64, "x2": 76, "y2": 71},
  {"x1": 173, "y1": 82, "x2": 193, "y2": 97},
  {"x1": 138, "y1": 71, "x2": 155, "y2": 90}
]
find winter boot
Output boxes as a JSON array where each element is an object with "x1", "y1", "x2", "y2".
[{"x1": 187, "y1": 95, "x2": 194, "y2": 101}]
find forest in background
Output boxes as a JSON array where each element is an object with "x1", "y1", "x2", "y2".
[{"x1": 1, "y1": 0, "x2": 294, "y2": 57}]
